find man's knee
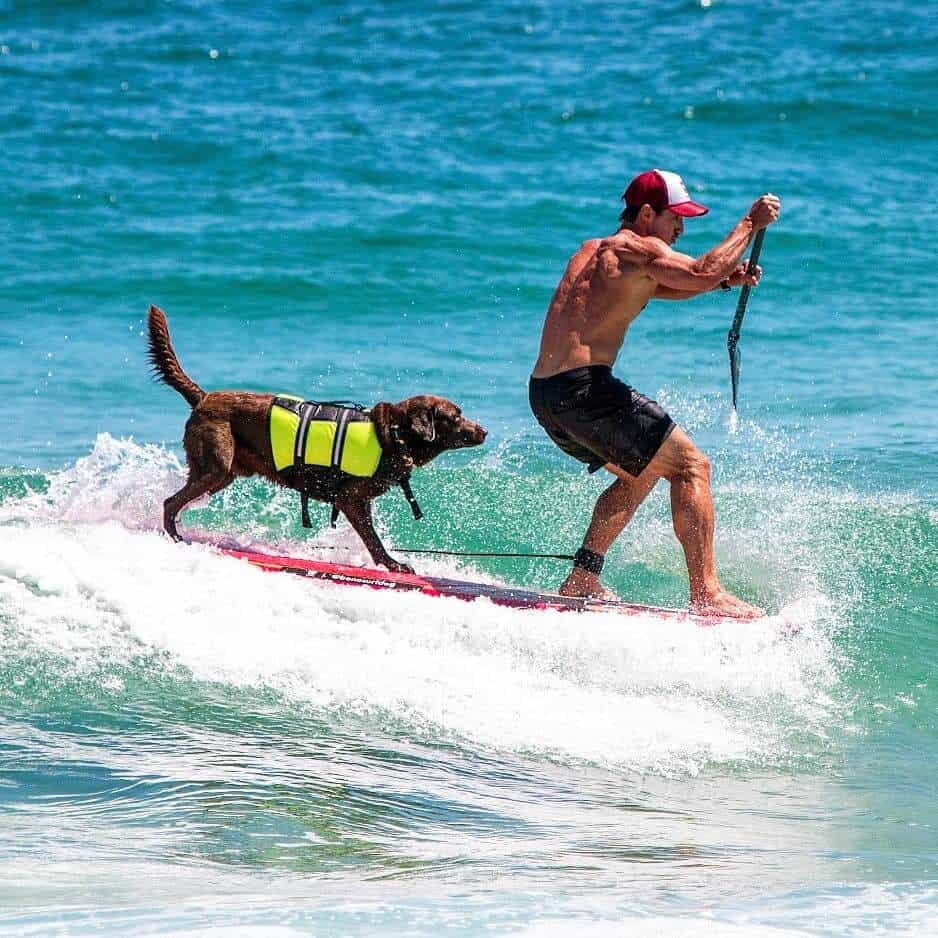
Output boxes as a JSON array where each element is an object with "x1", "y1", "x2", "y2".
[
  {"x1": 668, "y1": 441, "x2": 711, "y2": 486},
  {"x1": 600, "y1": 475, "x2": 635, "y2": 504},
  {"x1": 691, "y1": 448, "x2": 711, "y2": 482}
]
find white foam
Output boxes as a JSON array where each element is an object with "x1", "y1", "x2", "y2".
[
  {"x1": 0, "y1": 517, "x2": 841, "y2": 778},
  {"x1": 0, "y1": 435, "x2": 846, "y2": 777},
  {"x1": 517, "y1": 917, "x2": 807, "y2": 937},
  {"x1": 1, "y1": 432, "x2": 183, "y2": 530}
]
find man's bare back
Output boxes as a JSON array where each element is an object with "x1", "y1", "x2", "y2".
[{"x1": 532, "y1": 232, "x2": 663, "y2": 378}]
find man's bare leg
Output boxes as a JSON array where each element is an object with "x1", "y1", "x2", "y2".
[
  {"x1": 655, "y1": 429, "x2": 763, "y2": 618},
  {"x1": 559, "y1": 467, "x2": 659, "y2": 599},
  {"x1": 561, "y1": 428, "x2": 763, "y2": 618}
]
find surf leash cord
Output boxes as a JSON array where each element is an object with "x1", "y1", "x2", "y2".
[
  {"x1": 305, "y1": 543, "x2": 576, "y2": 561},
  {"x1": 393, "y1": 547, "x2": 576, "y2": 561},
  {"x1": 726, "y1": 227, "x2": 766, "y2": 412}
]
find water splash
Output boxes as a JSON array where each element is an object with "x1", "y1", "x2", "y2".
[
  {"x1": 0, "y1": 435, "x2": 848, "y2": 779},
  {"x1": 726, "y1": 406, "x2": 741, "y2": 435}
]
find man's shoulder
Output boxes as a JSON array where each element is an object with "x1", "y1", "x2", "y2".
[
  {"x1": 561, "y1": 238, "x2": 604, "y2": 276},
  {"x1": 572, "y1": 237, "x2": 604, "y2": 257},
  {"x1": 600, "y1": 230, "x2": 670, "y2": 259}
]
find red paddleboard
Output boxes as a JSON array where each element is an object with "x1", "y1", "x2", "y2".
[{"x1": 211, "y1": 545, "x2": 732, "y2": 627}]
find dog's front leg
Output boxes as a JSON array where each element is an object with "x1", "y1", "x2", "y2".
[{"x1": 335, "y1": 492, "x2": 414, "y2": 574}]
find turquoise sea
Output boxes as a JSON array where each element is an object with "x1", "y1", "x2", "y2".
[{"x1": 1, "y1": 1, "x2": 936, "y2": 934}]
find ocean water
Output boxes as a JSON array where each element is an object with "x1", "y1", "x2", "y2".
[{"x1": 1, "y1": 0, "x2": 936, "y2": 934}]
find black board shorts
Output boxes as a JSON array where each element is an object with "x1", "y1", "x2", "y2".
[{"x1": 529, "y1": 366, "x2": 675, "y2": 477}]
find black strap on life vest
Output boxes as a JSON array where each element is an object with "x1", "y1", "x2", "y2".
[
  {"x1": 400, "y1": 476, "x2": 423, "y2": 521},
  {"x1": 293, "y1": 401, "x2": 322, "y2": 529},
  {"x1": 326, "y1": 406, "x2": 353, "y2": 528},
  {"x1": 389, "y1": 425, "x2": 423, "y2": 521}
]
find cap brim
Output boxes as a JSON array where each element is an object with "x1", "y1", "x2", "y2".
[{"x1": 670, "y1": 201, "x2": 709, "y2": 217}]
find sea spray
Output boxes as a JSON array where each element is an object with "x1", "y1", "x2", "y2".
[{"x1": 1, "y1": 458, "x2": 843, "y2": 778}]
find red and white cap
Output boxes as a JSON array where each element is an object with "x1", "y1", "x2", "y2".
[{"x1": 623, "y1": 169, "x2": 709, "y2": 217}]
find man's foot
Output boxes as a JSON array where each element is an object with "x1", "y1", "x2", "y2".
[
  {"x1": 690, "y1": 589, "x2": 764, "y2": 620},
  {"x1": 558, "y1": 568, "x2": 619, "y2": 601}
]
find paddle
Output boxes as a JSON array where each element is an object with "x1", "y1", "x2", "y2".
[{"x1": 726, "y1": 227, "x2": 766, "y2": 412}]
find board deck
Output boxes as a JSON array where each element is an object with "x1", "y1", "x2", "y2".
[{"x1": 211, "y1": 545, "x2": 731, "y2": 627}]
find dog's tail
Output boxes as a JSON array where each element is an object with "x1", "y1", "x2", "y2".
[{"x1": 147, "y1": 305, "x2": 205, "y2": 408}]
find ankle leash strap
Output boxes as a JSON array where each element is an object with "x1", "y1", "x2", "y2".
[{"x1": 573, "y1": 547, "x2": 605, "y2": 575}]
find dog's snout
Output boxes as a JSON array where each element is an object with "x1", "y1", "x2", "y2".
[{"x1": 462, "y1": 420, "x2": 487, "y2": 445}]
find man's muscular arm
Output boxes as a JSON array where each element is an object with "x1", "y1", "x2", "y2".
[
  {"x1": 653, "y1": 262, "x2": 763, "y2": 300},
  {"x1": 648, "y1": 194, "x2": 779, "y2": 293},
  {"x1": 645, "y1": 216, "x2": 755, "y2": 293},
  {"x1": 652, "y1": 284, "x2": 721, "y2": 301}
]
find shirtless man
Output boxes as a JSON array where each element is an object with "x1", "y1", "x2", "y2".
[{"x1": 529, "y1": 169, "x2": 781, "y2": 618}]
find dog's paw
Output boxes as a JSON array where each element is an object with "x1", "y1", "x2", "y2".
[{"x1": 383, "y1": 559, "x2": 415, "y2": 575}]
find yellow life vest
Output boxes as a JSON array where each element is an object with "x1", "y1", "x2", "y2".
[
  {"x1": 269, "y1": 396, "x2": 382, "y2": 479},
  {"x1": 267, "y1": 396, "x2": 422, "y2": 530}
]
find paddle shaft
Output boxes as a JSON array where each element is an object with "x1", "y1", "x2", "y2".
[
  {"x1": 728, "y1": 228, "x2": 766, "y2": 339},
  {"x1": 727, "y1": 227, "x2": 766, "y2": 410}
]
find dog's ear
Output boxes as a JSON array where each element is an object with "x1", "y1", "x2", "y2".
[
  {"x1": 370, "y1": 402, "x2": 394, "y2": 435},
  {"x1": 370, "y1": 402, "x2": 401, "y2": 450},
  {"x1": 410, "y1": 405, "x2": 436, "y2": 442}
]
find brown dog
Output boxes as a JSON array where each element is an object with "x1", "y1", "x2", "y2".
[{"x1": 147, "y1": 305, "x2": 486, "y2": 572}]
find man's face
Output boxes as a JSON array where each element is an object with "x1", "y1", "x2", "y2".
[{"x1": 650, "y1": 208, "x2": 684, "y2": 245}]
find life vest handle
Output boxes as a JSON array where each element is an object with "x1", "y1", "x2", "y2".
[{"x1": 315, "y1": 399, "x2": 367, "y2": 412}]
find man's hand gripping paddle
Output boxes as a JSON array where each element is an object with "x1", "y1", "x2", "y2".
[{"x1": 726, "y1": 227, "x2": 766, "y2": 413}]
